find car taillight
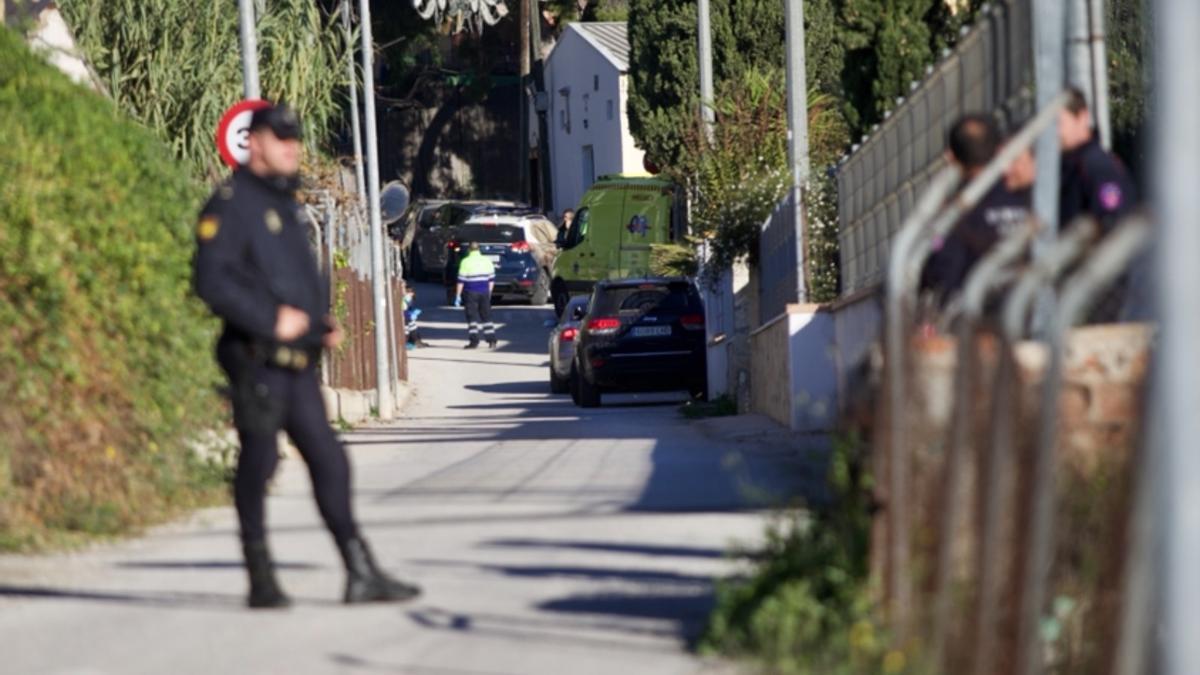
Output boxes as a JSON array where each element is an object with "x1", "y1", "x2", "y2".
[
  {"x1": 587, "y1": 317, "x2": 621, "y2": 335},
  {"x1": 447, "y1": 240, "x2": 459, "y2": 250},
  {"x1": 681, "y1": 314, "x2": 705, "y2": 331},
  {"x1": 511, "y1": 241, "x2": 530, "y2": 252},
  {"x1": 560, "y1": 327, "x2": 578, "y2": 342}
]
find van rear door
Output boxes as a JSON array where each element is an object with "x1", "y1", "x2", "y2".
[{"x1": 618, "y1": 185, "x2": 671, "y2": 277}]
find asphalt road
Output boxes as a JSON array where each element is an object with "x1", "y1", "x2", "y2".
[{"x1": 0, "y1": 282, "x2": 819, "y2": 675}]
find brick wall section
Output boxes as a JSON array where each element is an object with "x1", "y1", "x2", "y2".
[{"x1": 867, "y1": 322, "x2": 1152, "y2": 672}]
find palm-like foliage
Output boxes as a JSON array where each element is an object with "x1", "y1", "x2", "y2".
[{"x1": 59, "y1": 0, "x2": 348, "y2": 181}]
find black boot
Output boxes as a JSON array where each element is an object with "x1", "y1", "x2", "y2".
[
  {"x1": 464, "y1": 340, "x2": 479, "y2": 350},
  {"x1": 243, "y1": 541, "x2": 292, "y2": 609},
  {"x1": 337, "y1": 537, "x2": 421, "y2": 604}
]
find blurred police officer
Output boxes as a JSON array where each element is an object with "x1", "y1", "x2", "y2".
[
  {"x1": 1058, "y1": 87, "x2": 1143, "y2": 321},
  {"x1": 1059, "y1": 87, "x2": 1138, "y2": 233},
  {"x1": 922, "y1": 113, "x2": 1034, "y2": 306},
  {"x1": 193, "y1": 104, "x2": 420, "y2": 609},
  {"x1": 453, "y1": 241, "x2": 497, "y2": 349}
]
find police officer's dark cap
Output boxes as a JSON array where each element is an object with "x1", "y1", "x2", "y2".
[{"x1": 249, "y1": 104, "x2": 303, "y2": 140}]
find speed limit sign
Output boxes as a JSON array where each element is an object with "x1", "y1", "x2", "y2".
[{"x1": 215, "y1": 99, "x2": 271, "y2": 169}]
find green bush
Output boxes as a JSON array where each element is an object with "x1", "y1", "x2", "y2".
[
  {"x1": 0, "y1": 28, "x2": 227, "y2": 550},
  {"x1": 701, "y1": 437, "x2": 915, "y2": 674}
]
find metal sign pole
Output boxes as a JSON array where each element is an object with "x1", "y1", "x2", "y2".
[
  {"x1": 237, "y1": 0, "x2": 261, "y2": 99},
  {"x1": 357, "y1": 0, "x2": 394, "y2": 418}
]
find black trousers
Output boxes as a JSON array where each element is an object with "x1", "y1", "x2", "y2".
[
  {"x1": 463, "y1": 290, "x2": 495, "y2": 343},
  {"x1": 220, "y1": 348, "x2": 358, "y2": 547}
]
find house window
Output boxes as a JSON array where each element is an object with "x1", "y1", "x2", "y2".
[
  {"x1": 558, "y1": 87, "x2": 571, "y2": 133},
  {"x1": 607, "y1": 99, "x2": 614, "y2": 121},
  {"x1": 594, "y1": 75, "x2": 600, "y2": 91},
  {"x1": 582, "y1": 145, "x2": 596, "y2": 192}
]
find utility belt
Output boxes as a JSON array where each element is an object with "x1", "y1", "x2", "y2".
[{"x1": 246, "y1": 342, "x2": 321, "y2": 371}]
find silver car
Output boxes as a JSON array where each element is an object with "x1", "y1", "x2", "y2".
[{"x1": 548, "y1": 295, "x2": 590, "y2": 394}]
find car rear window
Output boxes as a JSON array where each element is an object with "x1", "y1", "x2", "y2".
[
  {"x1": 454, "y1": 224, "x2": 526, "y2": 244},
  {"x1": 594, "y1": 282, "x2": 699, "y2": 316}
]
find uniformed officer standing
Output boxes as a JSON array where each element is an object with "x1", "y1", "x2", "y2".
[
  {"x1": 1058, "y1": 87, "x2": 1142, "y2": 321},
  {"x1": 453, "y1": 242, "x2": 497, "y2": 349},
  {"x1": 193, "y1": 104, "x2": 420, "y2": 609},
  {"x1": 1059, "y1": 87, "x2": 1138, "y2": 232}
]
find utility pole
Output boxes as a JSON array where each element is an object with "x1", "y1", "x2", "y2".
[
  {"x1": 237, "y1": 0, "x2": 261, "y2": 99},
  {"x1": 341, "y1": 1, "x2": 368, "y2": 216},
  {"x1": 697, "y1": 0, "x2": 715, "y2": 138},
  {"x1": 519, "y1": 0, "x2": 532, "y2": 203},
  {"x1": 357, "y1": 0, "x2": 394, "y2": 419},
  {"x1": 784, "y1": 0, "x2": 809, "y2": 303}
]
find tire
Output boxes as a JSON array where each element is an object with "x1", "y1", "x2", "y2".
[
  {"x1": 577, "y1": 368, "x2": 601, "y2": 408},
  {"x1": 552, "y1": 279, "x2": 570, "y2": 318},
  {"x1": 531, "y1": 269, "x2": 551, "y2": 306},
  {"x1": 569, "y1": 366, "x2": 581, "y2": 405},
  {"x1": 445, "y1": 284, "x2": 457, "y2": 306},
  {"x1": 410, "y1": 247, "x2": 426, "y2": 282},
  {"x1": 550, "y1": 366, "x2": 570, "y2": 394}
]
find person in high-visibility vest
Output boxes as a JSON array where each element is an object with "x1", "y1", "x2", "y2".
[{"x1": 454, "y1": 241, "x2": 497, "y2": 349}]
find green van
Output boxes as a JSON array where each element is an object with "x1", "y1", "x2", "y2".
[{"x1": 551, "y1": 174, "x2": 684, "y2": 315}]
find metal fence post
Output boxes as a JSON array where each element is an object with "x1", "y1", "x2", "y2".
[
  {"x1": 882, "y1": 165, "x2": 960, "y2": 639},
  {"x1": 931, "y1": 223, "x2": 1035, "y2": 670},
  {"x1": 1016, "y1": 218, "x2": 1150, "y2": 675}
]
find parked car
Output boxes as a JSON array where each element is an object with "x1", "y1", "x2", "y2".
[
  {"x1": 409, "y1": 200, "x2": 536, "y2": 281},
  {"x1": 571, "y1": 277, "x2": 707, "y2": 408},
  {"x1": 548, "y1": 295, "x2": 591, "y2": 394},
  {"x1": 443, "y1": 222, "x2": 544, "y2": 305},
  {"x1": 551, "y1": 175, "x2": 685, "y2": 316},
  {"x1": 392, "y1": 199, "x2": 445, "y2": 279}
]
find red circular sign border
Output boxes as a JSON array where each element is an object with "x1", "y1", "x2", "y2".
[{"x1": 215, "y1": 99, "x2": 272, "y2": 169}]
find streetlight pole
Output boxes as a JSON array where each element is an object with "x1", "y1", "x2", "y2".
[
  {"x1": 341, "y1": 1, "x2": 368, "y2": 216},
  {"x1": 697, "y1": 0, "x2": 715, "y2": 138},
  {"x1": 357, "y1": 0, "x2": 394, "y2": 418},
  {"x1": 784, "y1": 0, "x2": 809, "y2": 303},
  {"x1": 237, "y1": 0, "x2": 261, "y2": 99}
]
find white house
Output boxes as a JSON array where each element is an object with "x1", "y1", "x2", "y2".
[{"x1": 544, "y1": 22, "x2": 647, "y2": 215}]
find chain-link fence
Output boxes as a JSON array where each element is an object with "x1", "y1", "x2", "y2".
[
  {"x1": 305, "y1": 188, "x2": 407, "y2": 393},
  {"x1": 836, "y1": 0, "x2": 1035, "y2": 295}
]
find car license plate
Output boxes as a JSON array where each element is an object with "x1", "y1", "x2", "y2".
[
  {"x1": 632, "y1": 325, "x2": 672, "y2": 337},
  {"x1": 486, "y1": 255, "x2": 501, "y2": 264}
]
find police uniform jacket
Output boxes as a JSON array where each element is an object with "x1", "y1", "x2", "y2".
[
  {"x1": 193, "y1": 169, "x2": 329, "y2": 367},
  {"x1": 1060, "y1": 138, "x2": 1138, "y2": 233}
]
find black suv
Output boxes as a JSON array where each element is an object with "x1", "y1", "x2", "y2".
[
  {"x1": 443, "y1": 224, "x2": 544, "y2": 305},
  {"x1": 571, "y1": 278, "x2": 707, "y2": 407}
]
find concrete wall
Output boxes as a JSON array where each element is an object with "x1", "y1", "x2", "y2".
[
  {"x1": 545, "y1": 28, "x2": 630, "y2": 213},
  {"x1": 749, "y1": 303, "x2": 841, "y2": 433},
  {"x1": 750, "y1": 313, "x2": 791, "y2": 428}
]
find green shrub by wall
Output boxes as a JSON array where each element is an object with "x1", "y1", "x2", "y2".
[{"x1": 0, "y1": 28, "x2": 227, "y2": 550}]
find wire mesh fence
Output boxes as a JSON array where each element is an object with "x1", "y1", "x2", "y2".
[{"x1": 836, "y1": 0, "x2": 1036, "y2": 295}]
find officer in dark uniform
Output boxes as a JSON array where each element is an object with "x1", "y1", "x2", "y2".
[
  {"x1": 1058, "y1": 87, "x2": 1142, "y2": 321},
  {"x1": 1059, "y1": 87, "x2": 1138, "y2": 232},
  {"x1": 193, "y1": 104, "x2": 420, "y2": 609}
]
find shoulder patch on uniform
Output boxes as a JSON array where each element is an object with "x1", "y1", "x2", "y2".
[
  {"x1": 264, "y1": 208, "x2": 283, "y2": 234},
  {"x1": 218, "y1": 184, "x2": 234, "y2": 200},
  {"x1": 197, "y1": 215, "x2": 220, "y2": 241},
  {"x1": 1098, "y1": 182, "x2": 1123, "y2": 211}
]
